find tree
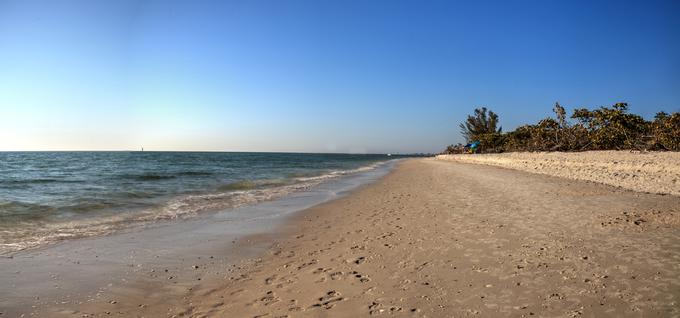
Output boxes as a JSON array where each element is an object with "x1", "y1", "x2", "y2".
[
  {"x1": 651, "y1": 111, "x2": 680, "y2": 150},
  {"x1": 572, "y1": 102, "x2": 648, "y2": 150},
  {"x1": 459, "y1": 107, "x2": 502, "y2": 142},
  {"x1": 553, "y1": 102, "x2": 567, "y2": 128},
  {"x1": 444, "y1": 102, "x2": 678, "y2": 154}
]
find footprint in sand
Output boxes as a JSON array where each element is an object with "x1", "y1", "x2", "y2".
[
  {"x1": 351, "y1": 271, "x2": 371, "y2": 283},
  {"x1": 310, "y1": 290, "x2": 345, "y2": 309},
  {"x1": 253, "y1": 290, "x2": 281, "y2": 306}
]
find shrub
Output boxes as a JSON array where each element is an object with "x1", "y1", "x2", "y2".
[
  {"x1": 571, "y1": 103, "x2": 649, "y2": 150},
  {"x1": 477, "y1": 132, "x2": 506, "y2": 153},
  {"x1": 651, "y1": 112, "x2": 680, "y2": 150},
  {"x1": 504, "y1": 125, "x2": 533, "y2": 151},
  {"x1": 442, "y1": 143, "x2": 465, "y2": 154},
  {"x1": 451, "y1": 102, "x2": 678, "y2": 153}
]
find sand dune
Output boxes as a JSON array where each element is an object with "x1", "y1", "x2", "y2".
[
  {"x1": 437, "y1": 151, "x2": 680, "y2": 196},
  {"x1": 48, "y1": 158, "x2": 680, "y2": 317}
]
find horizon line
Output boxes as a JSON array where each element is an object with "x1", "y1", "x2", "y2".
[{"x1": 0, "y1": 150, "x2": 431, "y2": 155}]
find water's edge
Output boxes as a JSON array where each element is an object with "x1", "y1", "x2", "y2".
[
  {"x1": 0, "y1": 159, "x2": 399, "y2": 316},
  {"x1": 1, "y1": 157, "x2": 393, "y2": 256}
]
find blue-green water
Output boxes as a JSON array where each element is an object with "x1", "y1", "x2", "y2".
[{"x1": 0, "y1": 152, "x2": 396, "y2": 254}]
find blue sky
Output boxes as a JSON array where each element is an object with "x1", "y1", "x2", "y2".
[{"x1": 1, "y1": 0, "x2": 678, "y2": 153}]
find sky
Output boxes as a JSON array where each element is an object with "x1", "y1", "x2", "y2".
[{"x1": 1, "y1": 0, "x2": 678, "y2": 153}]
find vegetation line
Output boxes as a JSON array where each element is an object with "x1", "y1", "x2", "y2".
[{"x1": 445, "y1": 103, "x2": 680, "y2": 153}]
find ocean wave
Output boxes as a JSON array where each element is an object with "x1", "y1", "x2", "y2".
[
  {"x1": 0, "y1": 161, "x2": 388, "y2": 255},
  {"x1": 286, "y1": 172, "x2": 317, "y2": 178},
  {"x1": 217, "y1": 179, "x2": 290, "y2": 191},
  {"x1": 292, "y1": 163, "x2": 383, "y2": 182},
  {"x1": 120, "y1": 171, "x2": 214, "y2": 181},
  {"x1": 59, "y1": 200, "x2": 120, "y2": 213},
  {"x1": 109, "y1": 190, "x2": 157, "y2": 199},
  {"x1": 0, "y1": 178, "x2": 84, "y2": 185},
  {"x1": 178, "y1": 171, "x2": 214, "y2": 176},
  {"x1": 0, "y1": 201, "x2": 57, "y2": 218},
  {"x1": 122, "y1": 174, "x2": 177, "y2": 181}
]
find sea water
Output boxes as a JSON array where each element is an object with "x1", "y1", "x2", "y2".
[{"x1": 0, "y1": 152, "x2": 395, "y2": 255}]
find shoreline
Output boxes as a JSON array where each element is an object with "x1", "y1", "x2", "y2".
[
  {"x1": 0, "y1": 160, "x2": 397, "y2": 317},
  {"x1": 41, "y1": 157, "x2": 680, "y2": 317},
  {"x1": 0, "y1": 158, "x2": 390, "y2": 258}
]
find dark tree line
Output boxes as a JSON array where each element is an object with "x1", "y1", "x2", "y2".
[{"x1": 445, "y1": 102, "x2": 680, "y2": 154}]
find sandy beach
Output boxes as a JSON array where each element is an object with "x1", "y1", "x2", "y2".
[
  {"x1": 4, "y1": 0, "x2": 678, "y2": 317},
  {"x1": 437, "y1": 151, "x2": 680, "y2": 196},
  {"x1": 32, "y1": 155, "x2": 680, "y2": 318}
]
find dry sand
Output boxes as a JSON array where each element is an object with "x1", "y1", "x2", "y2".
[
  {"x1": 437, "y1": 151, "x2": 680, "y2": 196},
  {"x1": 44, "y1": 158, "x2": 680, "y2": 317}
]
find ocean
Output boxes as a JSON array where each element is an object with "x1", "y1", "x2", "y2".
[{"x1": 0, "y1": 152, "x2": 397, "y2": 255}]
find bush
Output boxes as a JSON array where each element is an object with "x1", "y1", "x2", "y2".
[
  {"x1": 651, "y1": 112, "x2": 680, "y2": 150},
  {"x1": 504, "y1": 125, "x2": 533, "y2": 151},
  {"x1": 451, "y1": 102, "x2": 678, "y2": 153},
  {"x1": 442, "y1": 143, "x2": 465, "y2": 154},
  {"x1": 477, "y1": 132, "x2": 506, "y2": 153},
  {"x1": 571, "y1": 103, "x2": 649, "y2": 150}
]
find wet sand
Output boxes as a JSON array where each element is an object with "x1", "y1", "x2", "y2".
[
  {"x1": 0, "y1": 162, "x2": 394, "y2": 317},
  {"x1": 11, "y1": 158, "x2": 680, "y2": 317}
]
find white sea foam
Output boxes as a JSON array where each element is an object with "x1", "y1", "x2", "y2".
[{"x1": 0, "y1": 161, "x2": 389, "y2": 256}]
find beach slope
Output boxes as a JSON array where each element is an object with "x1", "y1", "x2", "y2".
[{"x1": 62, "y1": 158, "x2": 680, "y2": 317}]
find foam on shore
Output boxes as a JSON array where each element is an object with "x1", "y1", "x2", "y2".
[
  {"x1": 437, "y1": 151, "x2": 680, "y2": 196},
  {"x1": 0, "y1": 161, "x2": 389, "y2": 256}
]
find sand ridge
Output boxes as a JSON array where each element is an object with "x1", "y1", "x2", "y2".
[
  {"x1": 45, "y1": 158, "x2": 680, "y2": 317},
  {"x1": 436, "y1": 151, "x2": 680, "y2": 196}
]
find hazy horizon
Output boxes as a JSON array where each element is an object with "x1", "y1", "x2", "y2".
[
  {"x1": 0, "y1": 149, "x2": 419, "y2": 154},
  {"x1": 1, "y1": 0, "x2": 679, "y2": 153}
]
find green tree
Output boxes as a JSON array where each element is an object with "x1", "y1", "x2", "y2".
[
  {"x1": 651, "y1": 112, "x2": 680, "y2": 150},
  {"x1": 459, "y1": 107, "x2": 502, "y2": 142},
  {"x1": 572, "y1": 102, "x2": 648, "y2": 150},
  {"x1": 444, "y1": 102, "x2": 678, "y2": 154}
]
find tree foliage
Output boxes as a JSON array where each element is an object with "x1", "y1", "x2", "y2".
[
  {"x1": 448, "y1": 102, "x2": 679, "y2": 153},
  {"x1": 458, "y1": 107, "x2": 502, "y2": 142},
  {"x1": 651, "y1": 112, "x2": 680, "y2": 150},
  {"x1": 571, "y1": 103, "x2": 648, "y2": 150}
]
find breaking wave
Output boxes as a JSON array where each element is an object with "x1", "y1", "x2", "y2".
[{"x1": 0, "y1": 161, "x2": 387, "y2": 256}]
